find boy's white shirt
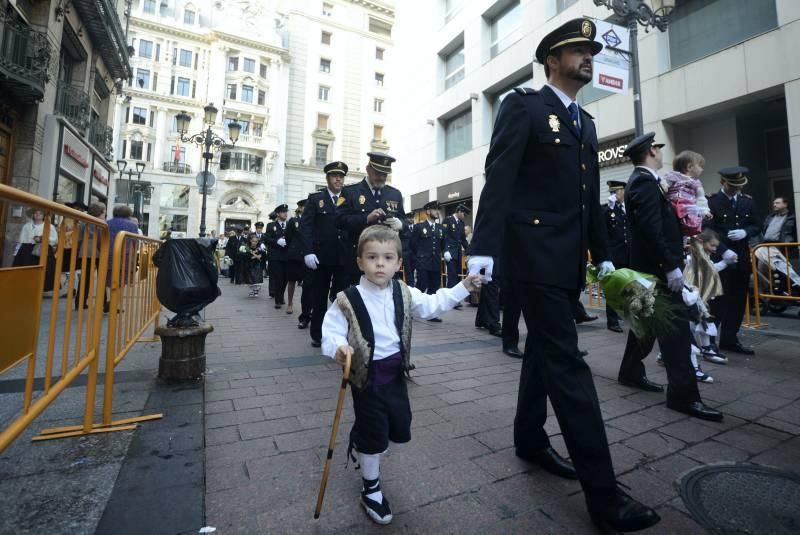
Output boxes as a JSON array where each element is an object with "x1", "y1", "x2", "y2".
[{"x1": 321, "y1": 276, "x2": 470, "y2": 360}]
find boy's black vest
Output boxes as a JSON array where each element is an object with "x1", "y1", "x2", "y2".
[{"x1": 335, "y1": 279, "x2": 413, "y2": 390}]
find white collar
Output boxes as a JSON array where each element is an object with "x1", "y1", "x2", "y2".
[
  {"x1": 359, "y1": 275, "x2": 391, "y2": 294},
  {"x1": 328, "y1": 189, "x2": 340, "y2": 199},
  {"x1": 635, "y1": 166, "x2": 660, "y2": 181},
  {"x1": 721, "y1": 189, "x2": 738, "y2": 201},
  {"x1": 546, "y1": 83, "x2": 578, "y2": 111}
]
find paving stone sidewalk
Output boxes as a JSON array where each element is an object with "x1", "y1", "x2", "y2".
[{"x1": 202, "y1": 282, "x2": 800, "y2": 534}]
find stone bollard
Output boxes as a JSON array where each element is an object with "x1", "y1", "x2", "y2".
[{"x1": 155, "y1": 323, "x2": 213, "y2": 381}]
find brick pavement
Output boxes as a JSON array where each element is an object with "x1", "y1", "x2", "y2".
[{"x1": 202, "y1": 282, "x2": 800, "y2": 534}]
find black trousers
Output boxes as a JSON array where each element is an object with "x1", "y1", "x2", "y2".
[
  {"x1": 712, "y1": 268, "x2": 750, "y2": 345},
  {"x1": 229, "y1": 259, "x2": 237, "y2": 283},
  {"x1": 501, "y1": 278, "x2": 522, "y2": 349},
  {"x1": 270, "y1": 259, "x2": 288, "y2": 304},
  {"x1": 298, "y1": 268, "x2": 314, "y2": 323},
  {"x1": 445, "y1": 253, "x2": 461, "y2": 288},
  {"x1": 476, "y1": 278, "x2": 500, "y2": 329},
  {"x1": 310, "y1": 264, "x2": 348, "y2": 342},
  {"x1": 619, "y1": 290, "x2": 700, "y2": 404},
  {"x1": 416, "y1": 268, "x2": 440, "y2": 295},
  {"x1": 402, "y1": 255, "x2": 415, "y2": 287},
  {"x1": 606, "y1": 303, "x2": 622, "y2": 326},
  {"x1": 514, "y1": 282, "x2": 616, "y2": 500}
]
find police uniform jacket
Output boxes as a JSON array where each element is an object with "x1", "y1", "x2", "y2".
[
  {"x1": 443, "y1": 215, "x2": 469, "y2": 258},
  {"x1": 400, "y1": 222, "x2": 414, "y2": 260},
  {"x1": 602, "y1": 203, "x2": 630, "y2": 267},
  {"x1": 285, "y1": 216, "x2": 305, "y2": 262},
  {"x1": 469, "y1": 86, "x2": 609, "y2": 289},
  {"x1": 301, "y1": 190, "x2": 348, "y2": 266},
  {"x1": 705, "y1": 192, "x2": 760, "y2": 272},
  {"x1": 410, "y1": 220, "x2": 444, "y2": 272},
  {"x1": 265, "y1": 220, "x2": 289, "y2": 262},
  {"x1": 224, "y1": 235, "x2": 243, "y2": 258},
  {"x1": 336, "y1": 178, "x2": 407, "y2": 267},
  {"x1": 625, "y1": 167, "x2": 683, "y2": 280}
]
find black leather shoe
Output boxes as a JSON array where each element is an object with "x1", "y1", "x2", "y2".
[
  {"x1": 311, "y1": 340, "x2": 321, "y2": 348},
  {"x1": 428, "y1": 317, "x2": 443, "y2": 323},
  {"x1": 488, "y1": 327, "x2": 502, "y2": 337},
  {"x1": 719, "y1": 340, "x2": 755, "y2": 355},
  {"x1": 575, "y1": 313, "x2": 598, "y2": 324},
  {"x1": 297, "y1": 320, "x2": 309, "y2": 329},
  {"x1": 619, "y1": 377, "x2": 664, "y2": 393},
  {"x1": 454, "y1": 304, "x2": 463, "y2": 310},
  {"x1": 607, "y1": 323, "x2": 624, "y2": 333},
  {"x1": 579, "y1": 349, "x2": 589, "y2": 357},
  {"x1": 589, "y1": 489, "x2": 661, "y2": 533},
  {"x1": 503, "y1": 346, "x2": 523, "y2": 358},
  {"x1": 517, "y1": 447, "x2": 578, "y2": 480},
  {"x1": 667, "y1": 400, "x2": 723, "y2": 422}
]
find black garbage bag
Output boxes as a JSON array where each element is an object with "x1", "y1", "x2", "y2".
[{"x1": 153, "y1": 238, "x2": 220, "y2": 326}]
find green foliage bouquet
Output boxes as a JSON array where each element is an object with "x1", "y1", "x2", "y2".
[{"x1": 586, "y1": 265, "x2": 677, "y2": 340}]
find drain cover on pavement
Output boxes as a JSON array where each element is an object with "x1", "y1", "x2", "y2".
[{"x1": 679, "y1": 464, "x2": 800, "y2": 534}]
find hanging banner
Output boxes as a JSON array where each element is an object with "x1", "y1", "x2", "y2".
[{"x1": 592, "y1": 20, "x2": 630, "y2": 95}]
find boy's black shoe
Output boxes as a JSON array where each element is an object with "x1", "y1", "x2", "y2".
[
  {"x1": 361, "y1": 483, "x2": 392, "y2": 525},
  {"x1": 588, "y1": 488, "x2": 660, "y2": 532},
  {"x1": 311, "y1": 339, "x2": 321, "y2": 348}
]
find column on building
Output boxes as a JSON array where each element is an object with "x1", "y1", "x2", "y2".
[{"x1": 787, "y1": 80, "x2": 800, "y2": 212}]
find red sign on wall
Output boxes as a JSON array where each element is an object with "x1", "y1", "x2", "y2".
[{"x1": 64, "y1": 144, "x2": 89, "y2": 168}]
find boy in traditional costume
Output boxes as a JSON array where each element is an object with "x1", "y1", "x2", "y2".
[{"x1": 321, "y1": 225, "x2": 480, "y2": 524}]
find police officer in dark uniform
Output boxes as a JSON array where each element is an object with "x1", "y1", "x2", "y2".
[
  {"x1": 466, "y1": 19, "x2": 659, "y2": 532},
  {"x1": 411, "y1": 200, "x2": 445, "y2": 321},
  {"x1": 336, "y1": 152, "x2": 406, "y2": 285},
  {"x1": 705, "y1": 166, "x2": 759, "y2": 355},
  {"x1": 618, "y1": 133, "x2": 722, "y2": 423},
  {"x1": 224, "y1": 227, "x2": 244, "y2": 284},
  {"x1": 302, "y1": 161, "x2": 350, "y2": 347},
  {"x1": 286, "y1": 199, "x2": 311, "y2": 319},
  {"x1": 399, "y1": 211, "x2": 416, "y2": 286},
  {"x1": 443, "y1": 204, "x2": 470, "y2": 292},
  {"x1": 602, "y1": 180, "x2": 630, "y2": 332},
  {"x1": 265, "y1": 204, "x2": 290, "y2": 308},
  {"x1": 254, "y1": 221, "x2": 267, "y2": 278},
  {"x1": 267, "y1": 211, "x2": 277, "y2": 297}
]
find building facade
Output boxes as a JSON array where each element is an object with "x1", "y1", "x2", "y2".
[
  {"x1": 279, "y1": 0, "x2": 395, "y2": 204},
  {"x1": 120, "y1": 0, "x2": 289, "y2": 238},
  {"x1": 392, "y1": 0, "x2": 800, "y2": 227},
  {"x1": 1, "y1": 0, "x2": 128, "y2": 260}
]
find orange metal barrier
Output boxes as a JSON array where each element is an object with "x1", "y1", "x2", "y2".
[
  {"x1": 0, "y1": 185, "x2": 112, "y2": 454},
  {"x1": 36, "y1": 231, "x2": 163, "y2": 440},
  {"x1": 747, "y1": 241, "x2": 800, "y2": 329}
]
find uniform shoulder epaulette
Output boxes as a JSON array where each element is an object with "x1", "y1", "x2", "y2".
[
  {"x1": 742, "y1": 193, "x2": 752, "y2": 199},
  {"x1": 581, "y1": 108, "x2": 595, "y2": 120},
  {"x1": 513, "y1": 87, "x2": 538, "y2": 96}
]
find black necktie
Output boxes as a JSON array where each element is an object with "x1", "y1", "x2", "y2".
[
  {"x1": 568, "y1": 102, "x2": 581, "y2": 136},
  {"x1": 730, "y1": 196, "x2": 737, "y2": 209},
  {"x1": 332, "y1": 194, "x2": 338, "y2": 205}
]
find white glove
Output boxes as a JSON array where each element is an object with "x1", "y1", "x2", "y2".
[
  {"x1": 383, "y1": 217, "x2": 402, "y2": 232},
  {"x1": 722, "y1": 249, "x2": 738, "y2": 264},
  {"x1": 467, "y1": 256, "x2": 493, "y2": 283},
  {"x1": 714, "y1": 260, "x2": 728, "y2": 272},
  {"x1": 598, "y1": 261, "x2": 616, "y2": 278},
  {"x1": 304, "y1": 254, "x2": 319, "y2": 270},
  {"x1": 277, "y1": 237, "x2": 287, "y2": 247},
  {"x1": 727, "y1": 229, "x2": 747, "y2": 241},
  {"x1": 444, "y1": 251, "x2": 453, "y2": 262},
  {"x1": 258, "y1": 243, "x2": 266, "y2": 251},
  {"x1": 666, "y1": 267, "x2": 684, "y2": 293}
]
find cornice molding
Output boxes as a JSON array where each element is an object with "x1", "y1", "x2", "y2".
[
  {"x1": 126, "y1": 88, "x2": 204, "y2": 109},
  {"x1": 346, "y1": 0, "x2": 395, "y2": 18}
]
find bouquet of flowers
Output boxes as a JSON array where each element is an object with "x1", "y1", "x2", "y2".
[
  {"x1": 238, "y1": 244, "x2": 247, "y2": 254},
  {"x1": 586, "y1": 265, "x2": 677, "y2": 340}
]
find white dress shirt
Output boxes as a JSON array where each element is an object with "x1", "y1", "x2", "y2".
[{"x1": 321, "y1": 276, "x2": 470, "y2": 361}]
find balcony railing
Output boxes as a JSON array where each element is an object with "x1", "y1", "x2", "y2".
[
  {"x1": 0, "y1": 12, "x2": 52, "y2": 102},
  {"x1": 236, "y1": 134, "x2": 263, "y2": 145},
  {"x1": 88, "y1": 121, "x2": 114, "y2": 157},
  {"x1": 55, "y1": 84, "x2": 91, "y2": 131},
  {"x1": 163, "y1": 162, "x2": 193, "y2": 174},
  {"x1": 70, "y1": 0, "x2": 130, "y2": 79}
]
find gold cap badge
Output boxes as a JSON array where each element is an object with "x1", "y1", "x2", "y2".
[{"x1": 582, "y1": 20, "x2": 592, "y2": 37}]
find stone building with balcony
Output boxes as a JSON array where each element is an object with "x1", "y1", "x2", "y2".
[
  {"x1": 279, "y1": 0, "x2": 395, "y2": 203},
  {"x1": 0, "y1": 0, "x2": 128, "y2": 213},
  {"x1": 118, "y1": 0, "x2": 288, "y2": 237}
]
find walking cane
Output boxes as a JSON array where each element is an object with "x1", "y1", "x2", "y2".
[{"x1": 313, "y1": 348, "x2": 352, "y2": 519}]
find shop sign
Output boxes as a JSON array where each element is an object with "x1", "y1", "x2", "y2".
[
  {"x1": 91, "y1": 159, "x2": 110, "y2": 197},
  {"x1": 61, "y1": 128, "x2": 91, "y2": 181},
  {"x1": 597, "y1": 134, "x2": 635, "y2": 169},
  {"x1": 437, "y1": 178, "x2": 472, "y2": 204},
  {"x1": 592, "y1": 21, "x2": 630, "y2": 95}
]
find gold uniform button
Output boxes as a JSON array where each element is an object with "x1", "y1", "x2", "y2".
[
  {"x1": 555, "y1": 138, "x2": 560, "y2": 144},
  {"x1": 581, "y1": 143, "x2": 585, "y2": 149},
  {"x1": 582, "y1": 184, "x2": 586, "y2": 190},
  {"x1": 533, "y1": 218, "x2": 540, "y2": 225},
  {"x1": 581, "y1": 164, "x2": 586, "y2": 171},
  {"x1": 582, "y1": 204, "x2": 586, "y2": 210}
]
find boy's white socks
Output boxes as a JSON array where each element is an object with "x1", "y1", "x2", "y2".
[{"x1": 359, "y1": 452, "x2": 383, "y2": 502}]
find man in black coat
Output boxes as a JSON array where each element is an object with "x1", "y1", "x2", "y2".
[
  {"x1": 265, "y1": 204, "x2": 290, "y2": 308},
  {"x1": 267, "y1": 211, "x2": 277, "y2": 297},
  {"x1": 705, "y1": 167, "x2": 760, "y2": 355},
  {"x1": 336, "y1": 152, "x2": 405, "y2": 285},
  {"x1": 254, "y1": 221, "x2": 267, "y2": 277},
  {"x1": 412, "y1": 200, "x2": 446, "y2": 322},
  {"x1": 443, "y1": 204, "x2": 470, "y2": 289},
  {"x1": 302, "y1": 161, "x2": 350, "y2": 347},
  {"x1": 618, "y1": 132, "x2": 722, "y2": 424},
  {"x1": 399, "y1": 212, "x2": 416, "y2": 286},
  {"x1": 286, "y1": 200, "x2": 311, "y2": 321},
  {"x1": 224, "y1": 227, "x2": 244, "y2": 284},
  {"x1": 466, "y1": 18, "x2": 658, "y2": 532},
  {"x1": 602, "y1": 180, "x2": 630, "y2": 332}
]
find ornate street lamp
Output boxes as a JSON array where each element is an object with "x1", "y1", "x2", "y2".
[
  {"x1": 176, "y1": 104, "x2": 240, "y2": 237},
  {"x1": 593, "y1": 0, "x2": 676, "y2": 135},
  {"x1": 117, "y1": 160, "x2": 146, "y2": 215}
]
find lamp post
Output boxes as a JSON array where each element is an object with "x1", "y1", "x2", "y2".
[
  {"x1": 593, "y1": 0, "x2": 675, "y2": 136},
  {"x1": 115, "y1": 159, "x2": 145, "y2": 213},
  {"x1": 175, "y1": 104, "x2": 240, "y2": 237}
]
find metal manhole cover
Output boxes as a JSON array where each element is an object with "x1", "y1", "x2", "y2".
[{"x1": 679, "y1": 464, "x2": 800, "y2": 534}]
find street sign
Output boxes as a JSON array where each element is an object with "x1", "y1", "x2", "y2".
[
  {"x1": 592, "y1": 20, "x2": 630, "y2": 95},
  {"x1": 196, "y1": 171, "x2": 216, "y2": 188}
]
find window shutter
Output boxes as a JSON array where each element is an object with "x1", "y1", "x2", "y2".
[
  {"x1": 125, "y1": 107, "x2": 130, "y2": 123},
  {"x1": 122, "y1": 140, "x2": 127, "y2": 158},
  {"x1": 192, "y1": 80, "x2": 196, "y2": 98},
  {"x1": 149, "y1": 111, "x2": 155, "y2": 127},
  {"x1": 170, "y1": 76, "x2": 175, "y2": 95},
  {"x1": 146, "y1": 143, "x2": 152, "y2": 162}
]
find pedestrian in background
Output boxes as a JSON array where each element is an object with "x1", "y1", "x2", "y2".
[
  {"x1": 285, "y1": 199, "x2": 310, "y2": 316},
  {"x1": 443, "y1": 204, "x2": 470, "y2": 292},
  {"x1": 240, "y1": 233, "x2": 264, "y2": 298},
  {"x1": 105, "y1": 205, "x2": 138, "y2": 313},
  {"x1": 761, "y1": 196, "x2": 795, "y2": 244},
  {"x1": 265, "y1": 204, "x2": 290, "y2": 308},
  {"x1": 14, "y1": 208, "x2": 58, "y2": 291},
  {"x1": 410, "y1": 200, "x2": 445, "y2": 322},
  {"x1": 602, "y1": 180, "x2": 630, "y2": 332}
]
